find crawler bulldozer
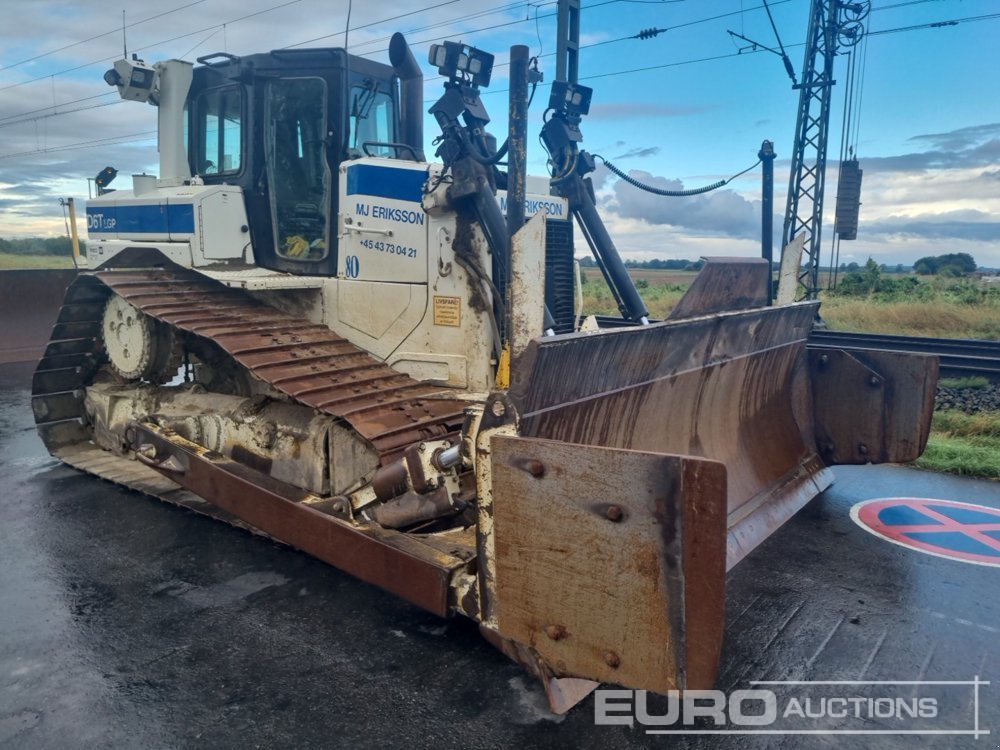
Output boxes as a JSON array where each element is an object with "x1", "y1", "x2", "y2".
[{"x1": 31, "y1": 33, "x2": 937, "y2": 713}]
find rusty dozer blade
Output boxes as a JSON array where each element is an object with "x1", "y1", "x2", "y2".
[
  {"x1": 488, "y1": 436, "x2": 727, "y2": 699},
  {"x1": 490, "y1": 301, "x2": 821, "y2": 700},
  {"x1": 488, "y1": 259, "x2": 937, "y2": 704},
  {"x1": 509, "y1": 299, "x2": 831, "y2": 571}
]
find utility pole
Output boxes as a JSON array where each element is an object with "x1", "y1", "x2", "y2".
[
  {"x1": 759, "y1": 140, "x2": 776, "y2": 302},
  {"x1": 556, "y1": 0, "x2": 580, "y2": 84},
  {"x1": 780, "y1": 0, "x2": 868, "y2": 300}
]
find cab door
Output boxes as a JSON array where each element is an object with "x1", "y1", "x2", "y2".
[{"x1": 263, "y1": 76, "x2": 336, "y2": 274}]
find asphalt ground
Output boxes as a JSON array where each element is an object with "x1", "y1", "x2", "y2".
[{"x1": 1, "y1": 365, "x2": 998, "y2": 749}]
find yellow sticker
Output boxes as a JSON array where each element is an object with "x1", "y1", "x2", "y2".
[{"x1": 433, "y1": 295, "x2": 462, "y2": 327}]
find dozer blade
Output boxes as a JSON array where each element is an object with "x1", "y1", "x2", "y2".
[
  {"x1": 509, "y1": 300, "x2": 832, "y2": 570},
  {"x1": 489, "y1": 436, "x2": 727, "y2": 699}
]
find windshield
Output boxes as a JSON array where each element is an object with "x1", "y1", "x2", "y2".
[{"x1": 348, "y1": 80, "x2": 396, "y2": 158}]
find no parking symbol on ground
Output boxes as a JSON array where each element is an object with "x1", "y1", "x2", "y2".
[{"x1": 851, "y1": 498, "x2": 1000, "y2": 567}]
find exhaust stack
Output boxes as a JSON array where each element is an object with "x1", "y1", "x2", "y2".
[{"x1": 389, "y1": 33, "x2": 425, "y2": 162}]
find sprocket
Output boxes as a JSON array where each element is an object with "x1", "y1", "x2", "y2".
[{"x1": 101, "y1": 294, "x2": 181, "y2": 383}]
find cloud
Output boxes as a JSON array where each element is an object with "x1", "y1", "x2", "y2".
[
  {"x1": 908, "y1": 123, "x2": 1000, "y2": 151},
  {"x1": 863, "y1": 210, "x2": 1000, "y2": 243},
  {"x1": 860, "y1": 123, "x2": 1000, "y2": 173},
  {"x1": 612, "y1": 146, "x2": 661, "y2": 159},
  {"x1": 602, "y1": 168, "x2": 770, "y2": 240}
]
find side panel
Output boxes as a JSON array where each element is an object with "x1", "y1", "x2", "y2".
[
  {"x1": 810, "y1": 348, "x2": 938, "y2": 464},
  {"x1": 325, "y1": 280, "x2": 427, "y2": 363},
  {"x1": 198, "y1": 189, "x2": 253, "y2": 260},
  {"x1": 339, "y1": 161, "x2": 429, "y2": 284}
]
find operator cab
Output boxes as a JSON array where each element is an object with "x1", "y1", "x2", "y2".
[{"x1": 187, "y1": 48, "x2": 412, "y2": 276}]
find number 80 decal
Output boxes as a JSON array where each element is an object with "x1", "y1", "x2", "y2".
[{"x1": 345, "y1": 255, "x2": 360, "y2": 278}]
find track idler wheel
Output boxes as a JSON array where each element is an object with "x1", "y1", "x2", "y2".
[{"x1": 102, "y1": 295, "x2": 180, "y2": 383}]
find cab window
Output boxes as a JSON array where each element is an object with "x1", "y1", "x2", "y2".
[
  {"x1": 348, "y1": 82, "x2": 396, "y2": 158},
  {"x1": 192, "y1": 87, "x2": 242, "y2": 175}
]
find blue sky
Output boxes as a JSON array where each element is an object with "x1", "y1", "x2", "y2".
[{"x1": 0, "y1": 0, "x2": 997, "y2": 267}]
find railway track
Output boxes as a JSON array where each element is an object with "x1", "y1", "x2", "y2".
[{"x1": 809, "y1": 330, "x2": 1000, "y2": 379}]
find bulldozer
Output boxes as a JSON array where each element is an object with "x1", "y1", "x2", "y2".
[{"x1": 30, "y1": 33, "x2": 937, "y2": 713}]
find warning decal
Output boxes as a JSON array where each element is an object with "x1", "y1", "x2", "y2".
[
  {"x1": 433, "y1": 296, "x2": 462, "y2": 327},
  {"x1": 851, "y1": 497, "x2": 1000, "y2": 567}
]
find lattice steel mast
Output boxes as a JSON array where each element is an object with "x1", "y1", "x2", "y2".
[{"x1": 781, "y1": 0, "x2": 868, "y2": 300}]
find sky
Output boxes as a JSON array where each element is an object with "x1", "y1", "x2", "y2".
[{"x1": 0, "y1": 0, "x2": 998, "y2": 268}]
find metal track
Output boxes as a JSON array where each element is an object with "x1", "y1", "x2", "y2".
[
  {"x1": 31, "y1": 266, "x2": 470, "y2": 465},
  {"x1": 809, "y1": 330, "x2": 1000, "y2": 379}
]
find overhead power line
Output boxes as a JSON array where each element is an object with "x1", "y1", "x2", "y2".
[
  {"x1": 4, "y1": 3, "x2": 999, "y2": 158},
  {"x1": 867, "y1": 12, "x2": 1000, "y2": 36},
  {"x1": 0, "y1": 0, "x2": 307, "y2": 94},
  {"x1": 0, "y1": 91, "x2": 117, "y2": 125},
  {"x1": 0, "y1": 0, "x2": 210, "y2": 72},
  {"x1": 0, "y1": 131, "x2": 156, "y2": 160}
]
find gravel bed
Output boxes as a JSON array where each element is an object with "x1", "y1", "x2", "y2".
[{"x1": 935, "y1": 382, "x2": 1000, "y2": 413}]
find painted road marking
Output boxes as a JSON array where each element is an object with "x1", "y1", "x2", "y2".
[{"x1": 851, "y1": 498, "x2": 1000, "y2": 568}]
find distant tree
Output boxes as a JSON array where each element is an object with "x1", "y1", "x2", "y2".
[
  {"x1": 846, "y1": 261, "x2": 860, "y2": 272},
  {"x1": 914, "y1": 253, "x2": 976, "y2": 276},
  {"x1": 0, "y1": 236, "x2": 85, "y2": 256},
  {"x1": 938, "y1": 264, "x2": 964, "y2": 278},
  {"x1": 862, "y1": 257, "x2": 881, "y2": 294}
]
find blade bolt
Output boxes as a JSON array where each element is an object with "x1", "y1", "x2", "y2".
[
  {"x1": 603, "y1": 651, "x2": 621, "y2": 669},
  {"x1": 869, "y1": 375, "x2": 881, "y2": 386},
  {"x1": 491, "y1": 400, "x2": 506, "y2": 417},
  {"x1": 544, "y1": 624, "x2": 566, "y2": 641},
  {"x1": 858, "y1": 443, "x2": 869, "y2": 455},
  {"x1": 606, "y1": 505, "x2": 623, "y2": 522},
  {"x1": 526, "y1": 460, "x2": 545, "y2": 478}
]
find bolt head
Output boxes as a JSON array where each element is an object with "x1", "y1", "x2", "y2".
[
  {"x1": 603, "y1": 651, "x2": 620, "y2": 669},
  {"x1": 606, "y1": 505, "x2": 624, "y2": 522},
  {"x1": 526, "y1": 460, "x2": 545, "y2": 478},
  {"x1": 544, "y1": 624, "x2": 566, "y2": 641},
  {"x1": 490, "y1": 400, "x2": 506, "y2": 417}
]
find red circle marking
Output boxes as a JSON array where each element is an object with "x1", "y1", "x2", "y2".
[{"x1": 851, "y1": 498, "x2": 1000, "y2": 567}]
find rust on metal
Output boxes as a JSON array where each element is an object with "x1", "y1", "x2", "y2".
[
  {"x1": 129, "y1": 421, "x2": 462, "y2": 616},
  {"x1": 809, "y1": 347, "x2": 938, "y2": 464},
  {"x1": 509, "y1": 301, "x2": 827, "y2": 569},
  {"x1": 667, "y1": 257, "x2": 771, "y2": 320},
  {"x1": 490, "y1": 435, "x2": 727, "y2": 694},
  {"x1": 31, "y1": 267, "x2": 469, "y2": 465}
]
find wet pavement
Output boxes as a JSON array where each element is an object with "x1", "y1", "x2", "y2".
[{"x1": 1, "y1": 368, "x2": 998, "y2": 749}]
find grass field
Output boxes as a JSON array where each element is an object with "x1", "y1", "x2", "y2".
[
  {"x1": 0, "y1": 252, "x2": 77, "y2": 269},
  {"x1": 819, "y1": 297, "x2": 1000, "y2": 339},
  {"x1": 915, "y1": 410, "x2": 1000, "y2": 479},
  {"x1": 581, "y1": 267, "x2": 1000, "y2": 340}
]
